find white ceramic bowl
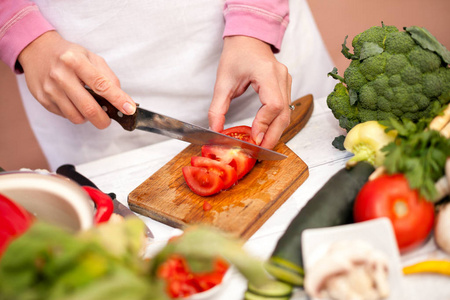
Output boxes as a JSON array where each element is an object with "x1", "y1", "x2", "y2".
[
  {"x1": 0, "y1": 171, "x2": 96, "y2": 231},
  {"x1": 301, "y1": 218, "x2": 406, "y2": 300},
  {"x1": 182, "y1": 267, "x2": 233, "y2": 300}
]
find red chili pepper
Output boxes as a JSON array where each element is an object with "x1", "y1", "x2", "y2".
[{"x1": 82, "y1": 186, "x2": 114, "y2": 224}]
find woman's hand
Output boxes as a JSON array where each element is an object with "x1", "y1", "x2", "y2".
[
  {"x1": 209, "y1": 36, "x2": 292, "y2": 149},
  {"x1": 18, "y1": 31, "x2": 136, "y2": 129}
]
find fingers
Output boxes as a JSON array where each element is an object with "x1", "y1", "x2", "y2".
[
  {"x1": 60, "y1": 50, "x2": 136, "y2": 118},
  {"x1": 251, "y1": 64, "x2": 292, "y2": 149},
  {"x1": 18, "y1": 31, "x2": 130, "y2": 129},
  {"x1": 209, "y1": 73, "x2": 236, "y2": 132},
  {"x1": 45, "y1": 49, "x2": 133, "y2": 129},
  {"x1": 208, "y1": 88, "x2": 229, "y2": 133}
]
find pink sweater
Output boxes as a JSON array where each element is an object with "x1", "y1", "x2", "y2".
[{"x1": 0, "y1": 0, "x2": 289, "y2": 74}]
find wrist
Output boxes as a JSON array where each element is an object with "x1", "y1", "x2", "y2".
[
  {"x1": 223, "y1": 36, "x2": 272, "y2": 53},
  {"x1": 18, "y1": 30, "x2": 59, "y2": 70}
]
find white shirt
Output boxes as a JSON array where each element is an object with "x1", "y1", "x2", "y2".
[{"x1": 16, "y1": 0, "x2": 336, "y2": 170}]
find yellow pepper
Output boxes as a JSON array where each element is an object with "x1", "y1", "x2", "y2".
[{"x1": 403, "y1": 260, "x2": 450, "y2": 276}]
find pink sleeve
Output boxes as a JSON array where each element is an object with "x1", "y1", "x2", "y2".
[
  {"x1": 0, "y1": 1, "x2": 54, "y2": 73},
  {"x1": 223, "y1": 0, "x2": 290, "y2": 52}
]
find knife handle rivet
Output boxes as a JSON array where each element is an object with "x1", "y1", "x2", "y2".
[
  {"x1": 101, "y1": 106, "x2": 108, "y2": 112},
  {"x1": 117, "y1": 111, "x2": 124, "y2": 118}
]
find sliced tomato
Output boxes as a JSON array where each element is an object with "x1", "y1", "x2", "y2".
[
  {"x1": 221, "y1": 125, "x2": 255, "y2": 143},
  {"x1": 191, "y1": 156, "x2": 237, "y2": 189},
  {"x1": 202, "y1": 145, "x2": 256, "y2": 180},
  {"x1": 157, "y1": 255, "x2": 229, "y2": 298},
  {"x1": 182, "y1": 166, "x2": 224, "y2": 196}
]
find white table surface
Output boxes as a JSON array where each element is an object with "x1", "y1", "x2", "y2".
[{"x1": 76, "y1": 96, "x2": 450, "y2": 300}]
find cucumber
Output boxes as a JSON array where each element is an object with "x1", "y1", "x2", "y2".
[
  {"x1": 266, "y1": 162, "x2": 375, "y2": 286},
  {"x1": 247, "y1": 279, "x2": 293, "y2": 297},
  {"x1": 244, "y1": 291, "x2": 291, "y2": 300},
  {"x1": 263, "y1": 259, "x2": 303, "y2": 286}
]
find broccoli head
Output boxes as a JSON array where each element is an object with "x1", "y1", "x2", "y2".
[{"x1": 327, "y1": 23, "x2": 450, "y2": 132}]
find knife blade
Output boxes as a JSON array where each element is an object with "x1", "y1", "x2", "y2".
[
  {"x1": 56, "y1": 164, "x2": 154, "y2": 238},
  {"x1": 87, "y1": 88, "x2": 287, "y2": 161}
]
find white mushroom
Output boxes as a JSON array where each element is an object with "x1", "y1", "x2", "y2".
[{"x1": 305, "y1": 240, "x2": 390, "y2": 300}]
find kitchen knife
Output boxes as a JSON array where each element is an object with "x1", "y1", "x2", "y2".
[
  {"x1": 56, "y1": 164, "x2": 154, "y2": 238},
  {"x1": 87, "y1": 88, "x2": 287, "y2": 161}
]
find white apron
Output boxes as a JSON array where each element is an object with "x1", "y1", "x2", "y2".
[{"x1": 17, "y1": 0, "x2": 335, "y2": 170}]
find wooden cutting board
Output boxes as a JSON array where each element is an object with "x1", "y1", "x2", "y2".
[{"x1": 128, "y1": 95, "x2": 313, "y2": 240}]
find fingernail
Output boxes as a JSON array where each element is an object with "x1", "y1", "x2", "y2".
[
  {"x1": 123, "y1": 102, "x2": 136, "y2": 115},
  {"x1": 255, "y1": 132, "x2": 264, "y2": 145}
]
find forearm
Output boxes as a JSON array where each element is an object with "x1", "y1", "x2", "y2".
[
  {"x1": 0, "y1": 0, "x2": 54, "y2": 73},
  {"x1": 223, "y1": 0, "x2": 289, "y2": 52}
]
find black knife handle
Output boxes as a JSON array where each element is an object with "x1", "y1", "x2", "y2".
[
  {"x1": 56, "y1": 164, "x2": 116, "y2": 200},
  {"x1": 86, "y1": 88, "x2": 137, "y2": 131}
]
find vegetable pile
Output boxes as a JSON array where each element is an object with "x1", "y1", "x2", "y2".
[
  {"x1": 327, "y1": 23, "x2": 450, "y2": 132},
  {"x1": 258, "y1": 23, "x2": 450, "y2": 300}
]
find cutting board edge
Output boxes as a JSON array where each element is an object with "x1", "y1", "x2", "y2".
[{"x1": 128, "y1": 202, "x2": 187, "y2": 229}]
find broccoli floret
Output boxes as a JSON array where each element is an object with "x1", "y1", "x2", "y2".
[
  {"x1": 385, "y1": 54, "x2": 409, "y2": 76},
  {"x1": 327, "y1": 23, "x2": 450, "y2": 132},
  {"x1": 359, "y1": 84, "x2": 378, "y2": 110},
  {"x1": 400, "y1": 65, "x2": 422, "y2": 85},
  {"x1": 327, "y1": 83, "x2": 355, "y2": 119},
  {"x1": 352, "y1": 25, "x2": 398, "y2": 58},
  {"x1": 385, "y1": 31, "x2": 416, "y2": 54},
  {"x1": 359, "y1": 52, "x2": 387, "y2": 81},
  {"x1": 422, "y1": 73, "x2": 443, "y2": 98},
  {"x1": 409, "y1": 46, "x2": 442, "y2": 73},
  {"x1": 343, "y1": 60, "x2": 367, "y2": 91}
]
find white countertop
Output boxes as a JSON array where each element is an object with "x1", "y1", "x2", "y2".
[{"x1": 76, "y1": 96, "x2": 450, "y2": 300}]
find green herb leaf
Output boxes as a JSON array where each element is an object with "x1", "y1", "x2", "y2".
[{"x1": 382, "y1": 118, "x2": 450, "y2": 201}]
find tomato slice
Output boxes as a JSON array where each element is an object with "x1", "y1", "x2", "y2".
[
  {"x1": 182, "y1": 166, "x2": 224, "y2": 196},
  {"x1": 202, "y1": 145, "x2": 256, "y2": 180},
  {"x1": 221, "y1": 125, "x2": 255, "y2": 143},
  {"x1": 354, "y1": 174, "x2": 435, "y2": 252},
  {"x1": 191, "y1": 156, "x2": 237, "y2": 189}
]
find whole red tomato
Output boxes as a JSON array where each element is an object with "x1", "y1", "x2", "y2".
[{"x1": 353, "y1": 174, "x2": 435, "y2": 252}]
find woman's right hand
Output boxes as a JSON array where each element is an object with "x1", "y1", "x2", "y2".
[{"x1": 18, "y1": 31, "x2": 136, "y2": 129}]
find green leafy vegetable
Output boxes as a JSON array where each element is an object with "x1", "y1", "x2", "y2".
[
  {"x1": 380, "y1": 118, "x2": 450, "y2": 201},
  {"x1": 327, "y1": 23, "x2": 450, "y2": 133}
]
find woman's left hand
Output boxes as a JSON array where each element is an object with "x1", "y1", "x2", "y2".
[{"x1": 208, "y1": 36, "x2": 292, "y2": 150}]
